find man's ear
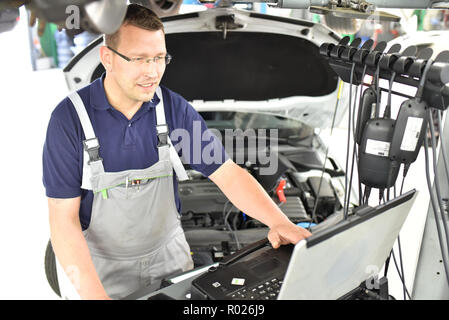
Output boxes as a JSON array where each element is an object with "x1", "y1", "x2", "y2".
[{"x1": 100, "y1": 45, "x2": 112, "y2": 72}]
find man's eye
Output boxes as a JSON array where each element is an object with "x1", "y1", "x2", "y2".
[{"x1": 154, "y1": 56, "x2": 164, "y2": 62}]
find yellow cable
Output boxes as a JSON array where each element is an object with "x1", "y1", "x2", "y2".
[{"x1": 337, "y1": 79, "x2": 344, "y2": 100}]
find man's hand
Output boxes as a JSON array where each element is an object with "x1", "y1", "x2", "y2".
[
  {"x1": 268, "y1": 222, "x2": 312, "y2": 249},
  {"x1": 210, "y1": 159, "x2": 313, "y2": 249}
]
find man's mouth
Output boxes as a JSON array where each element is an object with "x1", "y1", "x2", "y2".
[{"x1": 137, "y1": 82, "x2": 156, "y2": 89}]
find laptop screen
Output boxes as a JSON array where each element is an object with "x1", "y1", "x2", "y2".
[{"x1": 278, "y1": 189, "x2": 417, "y2": 300}]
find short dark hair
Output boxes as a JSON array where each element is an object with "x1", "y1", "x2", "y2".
[{"x1": 104, "y1": 4, "x2": 164, "y2": 48}]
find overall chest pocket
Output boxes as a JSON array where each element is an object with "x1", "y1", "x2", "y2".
[{"x1": 96, "y1": 174, "x2": 173, "y2": 201}]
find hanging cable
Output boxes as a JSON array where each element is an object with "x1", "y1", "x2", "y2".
[
  {"x1": 356, "y1": 65, "x2": 368, "y2": 206},
  {"x1": 428, "y1": 111, "x2": 449, "y2": 257},
  {"x1": 379, "y1": 188, "x2": 384, "y2": 205},
  {"x1": 222, "y1": 200, "x2": 241, "y2": 251},
  {"x1": 343, "y1": 64, "x2": 355, "y2": 219},
  {"x1": 343, "y1": 63, "x2": 359, "y2": 220},
  {"x1": 399, "y1": 171, "x2": 407, "y2": 196},
  {"x1": 384, "y1": 250, "x2": 392, "y2": 278},
  {"x1": 348, "y1": 62, "x2": 368, "y2": 209},
  {"x1": 311, "y1": 80, "x2": 344, "y2": 225},
  {"x1": 397, "y1": 236, "x2": 407, "y2": 300},
  {"x1": 391, "y1": 249, "x2": 412, "y2": 300},
  {"x1": 375, "y1": 63, "x2": 381, "y2": 117},
  {"x1": 423, "y1": 131, "x2": 449, "y2": 285},
  {"x1": 395, "y1": 165, "x2": 409, "y2": 299},
  {"x1": 356, "y1": 65, "x2": 368, "y2": 140},
  {"x1": 349, "y1": 80, "x2": 362, "y2": 200},
  {"x1": 363, "y1": 186, "x2": 371, "y2": 205},
  {"x1": 383, "y1": 72, "x2": 396, "y2": 119},
  {"x1": 345, "y1": 66, "x2": 363, "y2": 215}
]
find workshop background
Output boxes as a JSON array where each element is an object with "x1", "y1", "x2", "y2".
[{"x1": 0, "y1": 2, "x2": 448, "y2": 299}]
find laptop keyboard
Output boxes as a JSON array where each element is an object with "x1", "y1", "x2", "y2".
[{"x1": 227, "y1": 277, "x2": 283, "y2": 300}]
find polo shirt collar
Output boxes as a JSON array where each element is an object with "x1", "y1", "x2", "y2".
[{"x1": 90, "y1": 72, "x2": 161, "y2": 111}]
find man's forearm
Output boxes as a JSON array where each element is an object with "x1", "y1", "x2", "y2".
[
  {"x1": 209, "y1": 159, "x2": 290, "y2": 228},
  {"x1": 49, "y1": 198, "x2": 109, "y2": 300}
]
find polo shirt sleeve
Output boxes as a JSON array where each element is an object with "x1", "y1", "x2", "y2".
[
  {"x1": 42, "y1": 99, "x2": 83, "y2": 198},
  {"x1": 172, "y1": 99, "x2": 230, "y2": 177}
]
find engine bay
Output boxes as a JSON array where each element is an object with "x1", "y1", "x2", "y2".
[{"x1": 178, "y1": 116, "x2": 346, "y2": 267}]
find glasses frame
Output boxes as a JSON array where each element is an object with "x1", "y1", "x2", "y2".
[{"x1": 106, "y1": 46, "x2": 172, "y2": 65}]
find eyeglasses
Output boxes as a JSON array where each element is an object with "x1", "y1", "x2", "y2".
[{"x1": 107, "y1": 46, "x2": 172, "y2": 66}]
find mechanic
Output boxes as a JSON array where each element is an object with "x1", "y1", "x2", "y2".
[{"x1": 42, "y1": 4, "x2": 311, "y2": 300}]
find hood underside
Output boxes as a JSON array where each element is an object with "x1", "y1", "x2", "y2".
[
  {"x1": 64, "y1": 8, "x2": 349, "y2": 129},
  {"x1": 163, "y1": 31, "x2": 337, "y2": 101}
]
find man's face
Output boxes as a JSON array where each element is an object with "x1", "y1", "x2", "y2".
[{"x1": 107, "y1": 24, "x2": 167, "y2": 103}]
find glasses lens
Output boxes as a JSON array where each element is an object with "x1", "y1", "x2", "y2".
[{"x1": 165, "y1": 54, "x2": 172, "y2": 65}]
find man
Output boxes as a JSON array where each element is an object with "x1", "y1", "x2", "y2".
[{"x1": 43, "y1": 4, "x2": 311, "y2": 300}]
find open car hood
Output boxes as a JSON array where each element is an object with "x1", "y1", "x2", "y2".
[{"x1": 64, "y1": 7, "x2": 350, "y2": 129}]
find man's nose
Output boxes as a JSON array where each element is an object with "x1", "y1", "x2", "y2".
[{"x1": 142, "y1": 60, "x2": 158, "y2": 77}]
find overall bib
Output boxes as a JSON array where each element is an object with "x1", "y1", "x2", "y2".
[{"x1": 57, "y1": 87, "x2": 194, "y2": 299}]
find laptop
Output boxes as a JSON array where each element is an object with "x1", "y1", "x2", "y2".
[{"x1": 190, "y1": 189, "x2": 417, "y2": 300}]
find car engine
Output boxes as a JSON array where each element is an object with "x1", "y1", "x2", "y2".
[{"x1": 179, "y1": 129, "x2": 345, "y2": 267}]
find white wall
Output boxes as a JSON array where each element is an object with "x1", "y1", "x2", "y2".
[{"x1": 0, "y1": 7, "x2": 68, "y2": 299}]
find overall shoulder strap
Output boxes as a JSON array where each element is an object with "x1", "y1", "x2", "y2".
[
  {"x1": 68, "y1": 91, "x2": 105, "y2": 189},
  {"x1": 155, "y1": 87, "x2": 189, "y2": 181},
  {"x1": 68, "y1": 91, "x2": 95, "y2": 140}
]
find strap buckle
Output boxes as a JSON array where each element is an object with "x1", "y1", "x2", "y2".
[
  {"x1": 156, "y1": 124, "x2": 170, "y2": 147},
  {"x1": 83, "y1": 138, "x2": 103, "y2": 164}
]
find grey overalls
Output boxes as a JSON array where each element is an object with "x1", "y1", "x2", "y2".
[{"x1": 59, "y1": 87, "x2": 194, "y2": 299}]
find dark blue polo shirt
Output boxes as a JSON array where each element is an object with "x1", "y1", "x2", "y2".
[{"x1": 43, "y1": 74, "x2": 228, "y2": 230}]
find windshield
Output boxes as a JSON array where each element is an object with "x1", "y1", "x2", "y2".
[{"x1": 200, "y1": 111, "x2": 314, "y2": 140}]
